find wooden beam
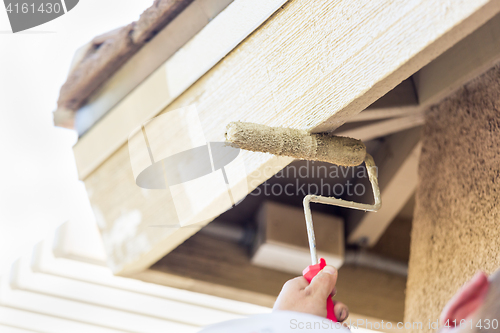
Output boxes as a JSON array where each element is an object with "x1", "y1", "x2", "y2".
[
  {"x1": 72, "y1": 0, "x2": 234, "y2": 135},
  {"x1": 73, "y1": 0, "x2": 290, "y2": 180},
  {"x1": 335, "y1": 113, "x2": 425, "y2": 142},
  {"x1": 347, "y1": 106, "x2": 422, "y2": 123},
  {"x1": 414, "y1": 12, "x2": 500, "y2": 106},
  {"x1": 348, "y1": 130, "x2": 422, "y2": 247},
  {"x1": 79, "y1": 0, "x2": 500, "y2": 275},
  {"x1": 365, "y1": 78, "x2": 418, "y2": 110},
  {"x1": 346, "y1": 13, "x2": 500, "y2": 249},
  {"x1": 347, "y1": 78, "x2": 421, "y2": 123}
]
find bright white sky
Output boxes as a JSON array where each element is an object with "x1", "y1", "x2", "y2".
[{"x1": 0, "y1": 0, "x2": 155, "y2": 276}]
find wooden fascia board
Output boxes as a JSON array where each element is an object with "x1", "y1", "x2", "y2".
[
  {"x1": 79, "y1": 0, "x2": 500, "y2": 275},
  {"x1": 72, "y1": 0, "x2": 235, "y2": 136},
  {"x1": 73, "y1": 0, "x2": 290, "y2": 180}
]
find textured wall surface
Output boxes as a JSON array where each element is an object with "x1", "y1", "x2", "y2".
[{"x1": 405, "y1": 64, "x2": 500, "y2": 331}]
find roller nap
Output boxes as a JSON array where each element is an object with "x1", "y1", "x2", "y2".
[{"x1": 225, "y1": 122, "x2": 366, "y2": 166}]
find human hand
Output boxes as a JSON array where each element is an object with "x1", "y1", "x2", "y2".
[{"x1": 273, "y1": 265, "x2": 349, "y2": 321}]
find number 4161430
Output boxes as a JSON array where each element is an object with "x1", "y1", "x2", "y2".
[
  {"x1": 444, "y1": 319, "x2": 499, "y2": 330},
  {"x1": 6, "y1": 2, "x2": 62, "y2": 14}
]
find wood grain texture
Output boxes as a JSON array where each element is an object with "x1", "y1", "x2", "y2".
[
  {"x1": 72, "y1": 0, "x2": 234, "y2": 136},
  {"x1": 74, "y1": 0, "x2": 500, "y2": 180},
  {"x1": 82, "y1": 0, "x2": 500, "y2": 275},
  {"x1": 73, "y1": 0, "x2": 290, "y2": 180}
]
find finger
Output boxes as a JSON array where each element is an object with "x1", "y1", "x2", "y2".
[
  {"x1": 282, "y1": 276, "x2": 309, "y2": 293},
  {"x1": 334, "y1": 301, "x2": 349, "y2": 322},
  {"x1": 306, "y1": 266, "x2": 338, "y2": 299}
]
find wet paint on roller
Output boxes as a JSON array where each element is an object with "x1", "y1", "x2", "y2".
[{"x1": 225, "y1": 122, "x2": 366, "y2": 166}]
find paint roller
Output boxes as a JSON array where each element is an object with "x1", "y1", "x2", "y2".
[{"x1": 225, "y1": 121, "x2": 382, "y2": 322}]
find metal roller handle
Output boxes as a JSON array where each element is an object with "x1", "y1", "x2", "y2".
[{"x1": 303, "y1": 154, "x2": 381, "y2": 265}]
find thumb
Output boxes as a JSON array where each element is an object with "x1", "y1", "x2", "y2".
[{"x1": 307, "y1": 266, "x2": 338, "y2": 299}]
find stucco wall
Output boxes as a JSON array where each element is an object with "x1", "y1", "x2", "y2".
[{"x1": 405, "y1": 64, "x2": 500, "y2": 331}]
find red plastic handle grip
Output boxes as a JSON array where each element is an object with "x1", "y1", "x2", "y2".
[{"x1": 302, "y1": 258, "x2": 337, "y2": 322}]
